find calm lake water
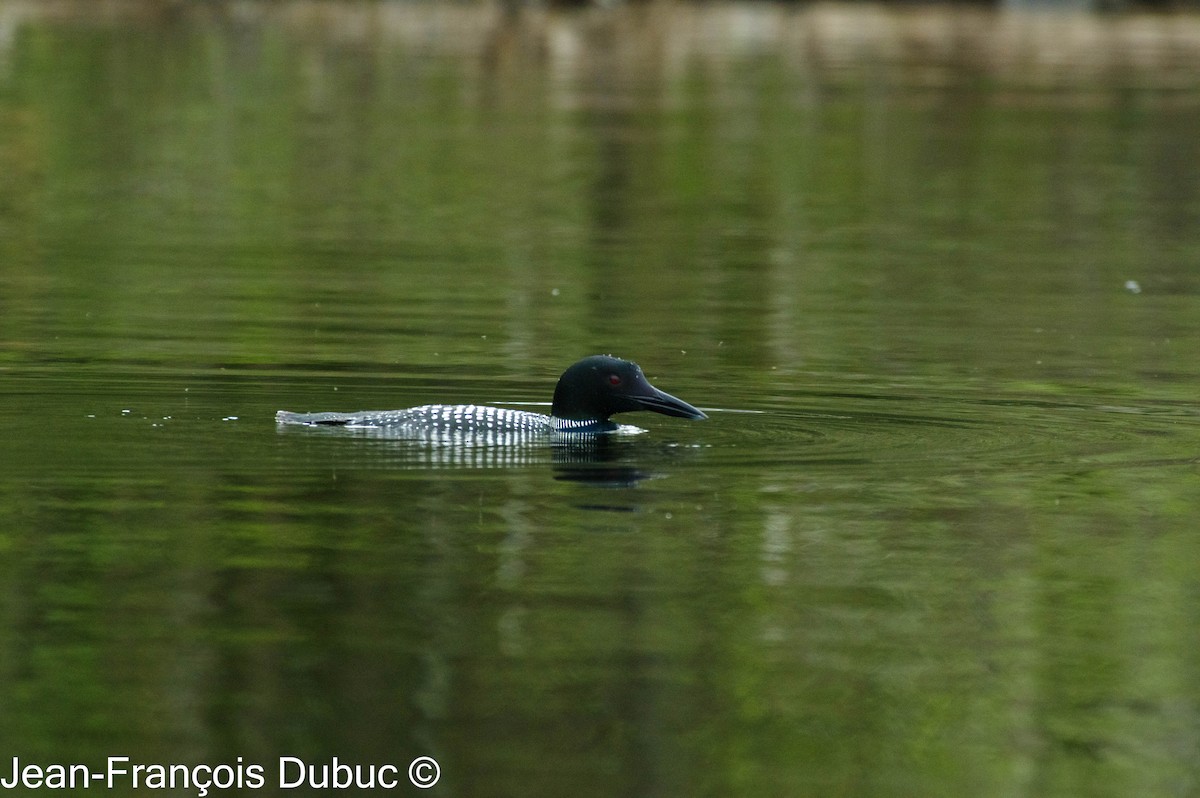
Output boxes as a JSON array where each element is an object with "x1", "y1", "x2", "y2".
[{"x1": 2, "y1": 2, "x2": 1199, "y2": 796}]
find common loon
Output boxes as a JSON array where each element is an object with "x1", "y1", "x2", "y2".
[{"x1": 275, "y1": 355, "x2": 706, "y2": 439}]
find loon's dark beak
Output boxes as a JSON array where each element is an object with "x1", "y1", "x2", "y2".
[{"x1": 630, "y1": 386, "x2": 707, "y2": 420}]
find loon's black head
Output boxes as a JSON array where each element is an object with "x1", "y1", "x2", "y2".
[{"x1": 551, "y1": 355, "x2": 707, "y2": 423}]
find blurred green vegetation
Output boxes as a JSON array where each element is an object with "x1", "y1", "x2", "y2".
[{"x1": 0, "y1": 3, "x2": 1197, "y2": 385}]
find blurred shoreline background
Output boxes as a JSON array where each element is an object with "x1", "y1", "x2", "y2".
[{"x1": 5, "y1": 1, "x2": 1200, "y2": 78}]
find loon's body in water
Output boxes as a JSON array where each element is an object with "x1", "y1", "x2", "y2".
[{"x1": 276, "y1": 355, "x2": 706, "y2": 439}]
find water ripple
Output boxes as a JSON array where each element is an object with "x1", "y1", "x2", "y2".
[{"x1": 700, "y1": 391, "x2": 1200, "y2": 477}]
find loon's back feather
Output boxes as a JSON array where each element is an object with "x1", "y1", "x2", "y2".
[{"x1": 275, "y1": 404, "x2": 611, "y2": 436}]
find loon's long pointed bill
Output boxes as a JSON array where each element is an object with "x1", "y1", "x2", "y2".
[{"x1": 632, "y1": 388, "x2": 707, "y2": 420}]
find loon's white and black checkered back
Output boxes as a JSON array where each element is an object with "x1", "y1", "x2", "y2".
[{"x1": 276, "y1": 405, "x2": 609, "y2": 441}]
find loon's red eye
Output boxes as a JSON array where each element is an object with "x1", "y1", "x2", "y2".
[{"x1": 608, "y1": 374, "x2": 622, "y2": 386}]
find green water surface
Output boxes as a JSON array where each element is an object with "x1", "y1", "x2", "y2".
[{"x1": 1, "y1": 3, "x2": 1199, "y2": 797}]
